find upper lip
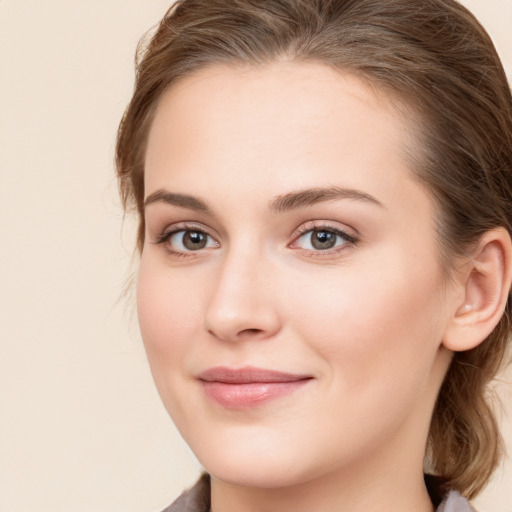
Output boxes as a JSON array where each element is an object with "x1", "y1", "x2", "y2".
[{"x1": 197, "y1": 366, "x2": 312, "y2": 384}]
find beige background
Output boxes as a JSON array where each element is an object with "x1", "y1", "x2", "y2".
[{"x1": 0, "y1": 1, "x2": 511, "y2": 511}]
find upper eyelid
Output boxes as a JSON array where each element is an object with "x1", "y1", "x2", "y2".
[
  {"x1": 159, "y1": 221, "x2": 217, "y2": 237},
  {"x1": 291, "y1": 220, "x2": 359, "y2": 239}
]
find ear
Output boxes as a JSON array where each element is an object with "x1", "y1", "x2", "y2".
[{"x1": 443, "y1": 227, "x2": 512, "y2": 352}]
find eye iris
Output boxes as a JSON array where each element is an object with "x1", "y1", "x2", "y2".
[
  {"x1": 183, "y1": 231, "x2": 207, "y2": 250},
  {"x1": 311, "y1": 229, "x2": 336, "y2": 250}
]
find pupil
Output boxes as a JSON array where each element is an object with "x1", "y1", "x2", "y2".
[
  {"x1": 312, "y1": 229, "x2": 336, "y2": 250},
  {"x1": 183, "y1": 231, "x2": 207, "y2": 250}
]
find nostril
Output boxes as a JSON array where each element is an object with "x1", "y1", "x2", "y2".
[
  {"x1": 237, "y1": 328, "x2": 265, "y2": 337},
  {"x1": 207, "y1": 327, "x2": 262, "y2": 341},
  {"x1": 207, "y1": 326, "x2": 268, "y2": 342}
]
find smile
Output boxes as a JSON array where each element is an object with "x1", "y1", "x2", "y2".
[{"x1": 197, "y1": 366, "x2": 313, "y2": 409}]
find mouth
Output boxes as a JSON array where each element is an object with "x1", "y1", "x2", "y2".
[{"x1": 197, "y1": 366, "x2": 313, "y2": 409}]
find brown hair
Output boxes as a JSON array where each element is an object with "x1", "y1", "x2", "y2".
[{"x1": 116, "y1": 0, "x2": 512, "y2": 499}]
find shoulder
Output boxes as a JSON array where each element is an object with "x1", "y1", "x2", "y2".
[
  {"x1": 160, "y1": 473, "x2": 211, "y2": 512},
  {"x1": 436, "y1": 490, "x2": 475, "y2": 512}
]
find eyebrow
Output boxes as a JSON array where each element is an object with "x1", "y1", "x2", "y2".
[
  {"x1": 144, "y1": 186, "x2": 383, "y2": 214},
  {"x1": 268, "y1": 186, "x2": 384, "y2": 213},
  {"x1": 144, "y1": 190, "x2": 212, "y2": 213}
]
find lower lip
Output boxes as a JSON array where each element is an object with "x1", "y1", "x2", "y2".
[{"x1": 200, "y1": 380, "x2": 311, "y2": 409}]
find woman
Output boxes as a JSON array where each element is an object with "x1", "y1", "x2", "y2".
[{"x1": 116, "y1": 1, "x2": 512, "y2": 511}]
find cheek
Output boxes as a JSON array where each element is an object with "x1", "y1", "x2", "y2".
[
  {"x1": 136, "y1": 259, "x2": 205, "y2": 376},
  {"x1": 283, "y1": 253, "x2": 447, "y2": 397},
  {"x1": 136, "y1": 257, "x2": 216, "y2": 429}
]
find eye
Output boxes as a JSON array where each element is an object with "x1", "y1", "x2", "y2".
[
  {"x1": 157, "y1": 228, "x2": 219, "y2": 253},
  {"x1": 292, "y1": 226, "x2": 357, "y2": 251}
]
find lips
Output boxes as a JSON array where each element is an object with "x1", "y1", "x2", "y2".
[{"x1": 197, "y1": 366, "x2": 313, "y2": 409}]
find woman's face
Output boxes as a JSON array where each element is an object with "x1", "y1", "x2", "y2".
[{"x1": 139, "y1": 62, "x2": 456, "y2": 488}]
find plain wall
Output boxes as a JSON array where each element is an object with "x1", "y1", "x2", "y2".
[{"x1": 0, "y1": 1, "x2": 511, "y2": 511}]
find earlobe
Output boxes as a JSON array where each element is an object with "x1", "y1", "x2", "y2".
[{"x1": 443, "y1": 227, "x2": 512, "y2": 352}]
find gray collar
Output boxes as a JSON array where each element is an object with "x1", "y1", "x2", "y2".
[
  {"x1": 162, "y1": 475, "x2": 475, "y2": 512},
  {"x1": 437, "y1": 490, "x2": 475, "y2": 512}
]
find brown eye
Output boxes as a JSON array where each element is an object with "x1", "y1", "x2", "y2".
[
  {"x1": 293, "y1": 226, "x2": 357, "y2": 252},
  {"x1": 182, "y1": 230, "x2": 207, "y2": 250},
  {"x1": 310, "y1": 229, "x2": 337, "y2": 250},
  {"x1": 166, "y1": 229, "x2": 218, "y2": 252}
]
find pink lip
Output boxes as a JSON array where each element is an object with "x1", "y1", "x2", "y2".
[{"x1": 197, "y1": 366, "x2": 312, "y2": 409}]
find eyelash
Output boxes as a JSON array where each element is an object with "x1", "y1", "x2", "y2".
[
  {"x1": 153, "y1": 222, "x2": 359, "y2": 258},
  {"x1": 291, "y1": 223, "x2": 359, "y2": 256},
  {"x1": 153, "y1": 223, "x2": 218, "y2": 259}
]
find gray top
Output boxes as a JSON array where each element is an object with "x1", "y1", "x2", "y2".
[
  {"x1": 162, "y1": 474, "x2": 475, "y2": 512},
  {"x1": 437, "y1": 490, "x2": 475, "y2": 512}
]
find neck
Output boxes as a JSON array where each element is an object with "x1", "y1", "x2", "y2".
[{"x1": 210, "y1": 452, "x2": 434, "y2": 512}]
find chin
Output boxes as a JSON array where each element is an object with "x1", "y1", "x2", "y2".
[
  {"x1": 186, "y1": 424, "x2": 341, "y2": 490},
  {"x1": 204, "y1": 456, "x2": 316, "y2": 489}
]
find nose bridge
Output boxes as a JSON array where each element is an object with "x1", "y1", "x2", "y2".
[{"x1": 204, "y1": 238, "x2": 280, "y2": 342}]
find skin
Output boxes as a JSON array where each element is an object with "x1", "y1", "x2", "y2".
[{"x1": 138, "y1": 62, "x2": 464, "y2": 512}]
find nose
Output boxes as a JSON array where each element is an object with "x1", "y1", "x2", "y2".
[{"x1": 203, "y1": 246, "x2": 282, "y2": 343}]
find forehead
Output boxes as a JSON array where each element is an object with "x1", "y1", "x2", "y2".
[
  {"x1": 144, "y1": 61, "x2": 424, "y2": 216},
  {"x1": 145, "y1": 61, "x2": 416, "y2": 175}
]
